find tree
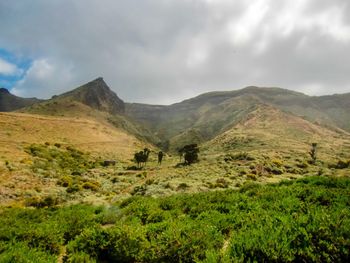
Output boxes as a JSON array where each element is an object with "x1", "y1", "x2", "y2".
[
  {"x1": 134, "y1": 148, "x2": 151, "y2": 168},
  {"x1": 309, "y1": 143, "x2": 317, "y2": 164},
  {"x1": 178, "y1": 144, "x2": 199, "y2": 165},
  {"x1": 158, "y1": 151, "x2": 164, "y2": 165}
]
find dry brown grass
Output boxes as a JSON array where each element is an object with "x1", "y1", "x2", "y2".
[{"x1": 0, "y1": 112, "x2": 144, "y2": 161}]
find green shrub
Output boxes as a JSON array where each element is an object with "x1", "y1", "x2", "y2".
[
  {"x1": 24, "y1": 196, "x2": 58, "y2": 208},
  {"x1": 296, "y1": 161, "x2": 309, "y2": 168},
  {"x1": 224, "y1": 152, "x2": 255, "y2": 161},
  {"x1": 25, "y1": 143, "x2": 96, "y2": 178},
  {"x1": 0, "y1": 242, "x2": 57, "y2": 263},
  {"x1": 271, "y1": 167, "x2": 283, "y2": 175},
  {"x1": 57, "y1": 176, "x2": 73, "y2": 187},
  {"x1": 246, "y1": 173, "x2": 257, "y2": 180},
  {"x1": 66, "y1": 184, "x2": 81, "y2": 193},
  {"x1": 1, "y1": 177, "x2": 350, "y2": 262},
  {"x1": 82, "y1": 182, "x2": 100, "y2": 191}
]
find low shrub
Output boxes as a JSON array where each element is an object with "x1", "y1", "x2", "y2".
[
  {"x1": 329, "y1": 159, "x2": 350, "y2": 169},
  {"x1": 177, "y1": 183, "x2": 189, "y2": 191},
  {"x1": 82, "y1": 182, "x2": 100, "y2": 191},
  {"x1": 1, "y1": 177, "x2": 349, "y2": 262}
]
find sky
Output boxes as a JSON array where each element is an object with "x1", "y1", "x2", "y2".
[{"x1": 0, "y1": 0, "x2": 350, "y2": 104}]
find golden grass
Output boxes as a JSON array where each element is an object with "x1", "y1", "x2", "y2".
[{"x1": 0, "y1": 112, "x2": 144, "y2": 161}]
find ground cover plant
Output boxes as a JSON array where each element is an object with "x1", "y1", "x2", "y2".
[{"x1": 0, "y1": 176, "x2": 349, "y2": 262}]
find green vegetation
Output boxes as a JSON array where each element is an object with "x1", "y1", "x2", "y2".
[
  {"x1": 178, "y1": 144, "x2": 200, "y2": 165},
  {"x1": 1, "y1": 176, "x2": 349, "y2": 262},
  {"x1": 25, "y1": 143, "x2": 97, "y2": 177}
]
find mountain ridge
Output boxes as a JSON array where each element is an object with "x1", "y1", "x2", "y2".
[{"x1": 1, "y1": 78, "x2": 350, "y2": 151}]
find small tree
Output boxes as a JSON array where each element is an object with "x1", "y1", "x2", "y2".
[
  {"x1": 309, "y1": 143, "x2": 317, "y2": 164},
  {"x1": 179, "y1": 144, "x2": 199, "y2": 165},
  {"x1": 134, "y1": 148, "x2": 151, "y2": 168}
]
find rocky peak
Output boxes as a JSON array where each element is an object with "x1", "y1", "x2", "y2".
[{"x1": 60, "y1": 77, "x2": 125, "y2": 114}]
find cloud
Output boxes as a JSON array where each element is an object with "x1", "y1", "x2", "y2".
[
  {"x1": 1, "y1": 0, "x2": 350, "y2": 103},
  {"x1": 12, "y1": 58, "x2": 74, "y2": 98},
  {"x1": 0, "y1": 58, "x2": 22, "y2": 76}
]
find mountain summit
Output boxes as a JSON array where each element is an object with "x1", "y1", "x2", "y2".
[{"x1": 58, "y1": 77, "x2": 125, "y2": 114}]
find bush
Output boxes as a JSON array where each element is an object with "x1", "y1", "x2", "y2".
[
  {"x1": 66, "y1": 184, "x2": 81, "y2": 193},
  {"x1": 329, "y1": 159, "x2": 350, "y2": 169},
  {"x1": 82, "y1": 182, "x2": 100, "y2": 191},
  {"x1": 296, "y1": 161, "x2": 309, "y2": 168},
  {"x1": 57, "y1": 176, "x2": 73, "y2": 187},
  {"x1": 224, "y1": 152, "x2": 255, "y2": 161},
  {"x1": 24, "y1": 195, "x2": 58, "y2": 208},
  {"x1": 1, "y1": 177, "x2": 350, "y2": 262}
]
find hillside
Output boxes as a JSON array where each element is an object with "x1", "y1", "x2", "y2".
[
  {"x1": 0, "y1": 111, "x2": 152, "y2": 205},
  {"x1": 126, "y1": 87, "x2": 350, "y2": 149},
  {"x1": 0, "y1": 87, "x2": 41, "y2": 111},
  {"x1": 206, "y1": 104, "x2": 350, "y2": 157},
  {"x1": 17, "y1": 79, "x2": 159, "y2": 145},
  {"x1": 0, "y1": 112, "x2": 144, "y2": 160},
  {"x1": 1, "y1": 79, "x2": 350, "y2": 206}
]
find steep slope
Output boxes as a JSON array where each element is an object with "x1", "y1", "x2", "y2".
[
  {"x1": 57, "y1": 77, "x2": 125, "y2": 114},
  {"x1": 205, "y1": 104, "x2": 350, "y2": 160},
  {"x1": 0, "y1": 88, "x2": 41, "y2": 111}
]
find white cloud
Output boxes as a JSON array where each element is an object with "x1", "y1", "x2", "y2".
[
  {"x1": 1, "y1": 0, "x2": 350, "y2": 103},
  {"x1": 0, "y1": 58, "x2": 22, "y2": 76},
  {"x1": 227, "y1": 0, "x2": 269, "y2": 46},
  {"x1": 12, "y1": 58, "x2": 75, "y2": 98}
]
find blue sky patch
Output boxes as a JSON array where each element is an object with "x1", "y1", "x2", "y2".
[{"x1": 0, "y1": 48, "x2": 32, "y2": 91}]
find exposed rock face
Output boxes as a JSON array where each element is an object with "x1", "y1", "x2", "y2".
[{"x1": 60, "y1": 77, "x2": 125, "y2": 114}]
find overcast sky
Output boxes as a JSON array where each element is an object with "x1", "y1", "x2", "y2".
[{"x1": 0, "y1": 0, "x2": 349, "y2": 104}]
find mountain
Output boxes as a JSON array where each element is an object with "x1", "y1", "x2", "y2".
[
  {"x1": 126, "y1": 87, "x2": 350, "y2": 149},
  {"x1": 0, "y1": 87, "x2": 41, "y2": 111},
  {"x1": 17, "y1": 78, "x2": 159, "y2": 146},
  {"x1": 56, "y1": 77, "x2": 125, "y2": 114},
  {"x1": 2, "y1": 79, "x2": 350, "y2": 152}
]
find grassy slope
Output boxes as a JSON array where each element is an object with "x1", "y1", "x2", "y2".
[
  {"x1": 20, "y1": 96, "x2": 160, "y2": 145},
  {"x1": 206, "y1": 104, "x2": 350, "y2": 157},
  {"x1": 0, "y1": 111, "x2": 150, "y2": 205}
]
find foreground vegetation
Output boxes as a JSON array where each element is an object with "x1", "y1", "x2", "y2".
[{"x1": 0, "y1": 176, "x2": 349, "y2": 262}]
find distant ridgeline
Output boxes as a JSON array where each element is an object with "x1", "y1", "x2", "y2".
[{"x1": 1, "y1": 78, "x2": 350, "y2": 150}]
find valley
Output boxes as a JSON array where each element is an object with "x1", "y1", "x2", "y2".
[{"x1": 0, "y1": 78, "x2": 349, "y2": 262}]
